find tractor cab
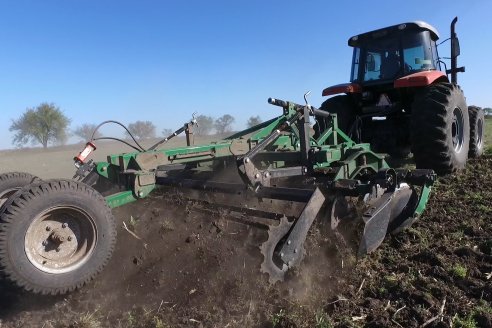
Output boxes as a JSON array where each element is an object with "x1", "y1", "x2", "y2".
[{"x1": 349, "y1": 22, "x2": 441, "y2": 85}]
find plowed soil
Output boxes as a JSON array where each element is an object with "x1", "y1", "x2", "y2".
[{"x1": 1, "y1": 156, "x2": 491, "y2": 328}]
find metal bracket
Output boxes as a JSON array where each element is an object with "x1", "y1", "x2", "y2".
[{"x1": 278, "y1": 188, "x2": 325, "y2": 266}]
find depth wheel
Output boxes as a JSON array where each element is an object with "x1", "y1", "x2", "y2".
[
  {"x1": 315, "y1": 95, "x2": 356, "y2": 138},
  {"x1": 0, "y1": 172, "x2": 40, "y2": 208},
  {"x1": 0, "y1": 179, "x2": 116, "y2": 295}
]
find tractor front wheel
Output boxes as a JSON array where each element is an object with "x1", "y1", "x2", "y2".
[
  {"x1": 0, "y1": 179, "x2": 116, "y2": 295},
  {"x1": 411, "y1": 83, "x2": 469, "y2": 175},
  {"x1": 468, "y1": 106, "x2": 485, "y2": 158},
  {"x1": 315, "y1": 95, "x2": 356, "y2": 138}
]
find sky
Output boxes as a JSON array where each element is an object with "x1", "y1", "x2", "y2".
[{"x1": 0, "y1": 0, "x2": 491, "y2": 150}]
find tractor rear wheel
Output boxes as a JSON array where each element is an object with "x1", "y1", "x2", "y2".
[
  {"x1": 411, "y1": 83, "x2": 469, "y2": 175},
  {"x1": 468, "y1": 106, "x2": 485, "y2": 158},
  {"x1": 0, "y1": 179, "x2": 116, "y2": 295},
  {"x1": 0, "y1": 172, "x2": 40, "y2": 208},
  {"x1": 315, "y1": 95, "x2": 356, "y2": 138}
]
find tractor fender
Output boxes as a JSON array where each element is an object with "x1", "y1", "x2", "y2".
[
  {"x1": 322, "y1": 83, "x2": 362, "y2": 97},
  {"x1": 394, "y1": 71, "x2": 448, "y2": 88}
]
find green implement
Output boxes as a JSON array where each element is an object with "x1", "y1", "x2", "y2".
[
  {"x1": 75, "y1": 95, "x2": 435, "y2": 284},
  {"x1": 0, "y1": 95, "x2": 435, "y2": 294}
]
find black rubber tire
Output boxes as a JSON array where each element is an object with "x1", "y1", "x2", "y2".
[
  {"x1": 0, "y1": 172, "x2": 40, "y2": 208},
  {"x1": 0, "y1": 179, "x2": 116, "y2": 295},
  {"x1": 411, "y1": 83, "x2": 470, "y2": 175},
  {"x1": 468, "y1": 106, "x2": 485, "y2": 158},
  {"x1": 315, "y1": 95, "x2": 356, "y2": 137}
]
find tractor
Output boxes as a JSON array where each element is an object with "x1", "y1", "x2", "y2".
[{"x1": 316, "y1": 17, "x2": 485, "y2": 174}]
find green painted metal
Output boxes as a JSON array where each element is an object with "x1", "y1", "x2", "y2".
[
  {"x1": 106, "y1": 142, "x2": 235, "y2": 168},
  {"x1": 105, "y1": 184, "x2": 155, "y2": 208},
  {"x1": 414, "y1": 184, "x2": 432, "y2": 216},
  {"x1": 89, "y1": 100, "x2": 431, "y2": 223},
  {"x1": 105, "y1": 191, "x2": 137, "y2": 208},
  {"x1": 226, "y1": 116, "x2": 283, "y2": 141},
  {"x1": 330, "y1": 145, "x2": 388, "y2": 180}
]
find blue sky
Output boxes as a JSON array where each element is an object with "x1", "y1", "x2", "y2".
[{"x1": 0, "y1": 0, "x2": 491, "y2": 149}]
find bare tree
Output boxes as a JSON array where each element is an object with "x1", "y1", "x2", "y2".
[
  {"x1": 214, "y1": 114, "x2": 235, "y2": 134},
  {"x1": 73, "y1": 123, "x2": 101, "y2": 141},
  {"x1": 162, "y1": 128, "x2": 173, "y2": 136},
  {"x1": 246, "y1": 115, "x2": 262, "y2": 128},
  {"x1": 195, "y1": 115, "x2": 214, "y2": 135},
  {"x1": 125, "y1": 121, "x2": 156, "y2": 140},
  {"x1": 10, "y1": 103, "x2": 70, "y2": 149}
]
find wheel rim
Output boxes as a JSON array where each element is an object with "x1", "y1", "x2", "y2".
[
  {"x1": 477, "y1": 118, "x2": 484, "y2": 150},
  {"x1": 451, "y1": 107, "x2": 464, "y2": 153},
  {"x1": 24, "y1": 206, "x2": 97, "y2": 274},
  {"x1": 0, "y1": 188, "x2": 20, "y2": 208}
]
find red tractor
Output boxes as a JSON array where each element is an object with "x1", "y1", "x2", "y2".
[{"x1": 317, "y1": 17, "x2": 485, "y2": 174}]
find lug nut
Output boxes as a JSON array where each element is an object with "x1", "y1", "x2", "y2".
[
  {"x1": 67, "y1": 236, "x2": 72, "y2": 242},
  {"x1": 254, "y1": 173, "x2": 260, "y2": 179},
  {"x1": 62, "y1": 223, "x2": 67, "y2": 228}
]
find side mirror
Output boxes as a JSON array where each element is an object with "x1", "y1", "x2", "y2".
[
  {"x1": 451, "y1": 37, "x2": 460, "y2": 57},
  {"x1": 367, "y1": 54, "x2": 376, "y2": 72}
]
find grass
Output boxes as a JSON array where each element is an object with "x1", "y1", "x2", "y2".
[
  {"x1": 76, "y1": 311, "x2": 102, "y2": 328},
  {"x1": 450, "y1": 264, "x2": 468, "y2": 279},
  {"x1": 484, "y1": 117, "x2": 492, "y2": 154},
  {"x1": 271, "y1": 309, "x2": 286, "y2": 327},
  {"x1": 453, "y1": 313, "x2": 478, "y2": 328},
  {"x1": 271, "y1": 308, "x2": 334, "y2": 328},
  {"x1": 452, "y1": 301, "x2": 492, "y2": 328}
]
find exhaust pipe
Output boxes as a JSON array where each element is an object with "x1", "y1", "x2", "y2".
[{"x1": 448, "y1": 16, "x2": 465, "y2": 84}]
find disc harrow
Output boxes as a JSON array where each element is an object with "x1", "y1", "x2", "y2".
[{"x1": 0, "y1": 94, "x2": 435, "y2": 294}]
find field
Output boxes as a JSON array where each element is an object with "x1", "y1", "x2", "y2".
[
  {"x1": 0, "y1": 119, "x2": 491, "y2": 328},
  {"x1": 485, "y1": 118, "x2": 492, "y2": 154}
]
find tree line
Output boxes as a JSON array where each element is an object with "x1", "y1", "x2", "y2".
[{"x1": 9, "y1": 103, "x2": 262, "y2": 149}]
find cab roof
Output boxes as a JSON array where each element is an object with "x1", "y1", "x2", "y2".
[{"x1": 348, "y1": 21, "x2": 440, "y2": 47}]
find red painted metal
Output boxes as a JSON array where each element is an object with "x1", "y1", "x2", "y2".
[
  {"x1": 322, "y1": 83, "x2": 362, "y2": 96},
  {"x1": 394, "y1": 71, "x2": 448, "y2": 88}
]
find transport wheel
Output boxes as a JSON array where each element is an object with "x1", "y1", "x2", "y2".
[
  {"x1": 0, "y1": 172, "x2": 40, "y2": 208},
  {"x1": 0, "y1": 179, "x2": 116, "y2": 295},
  {"x1": 468, "y1": 105, "x2": 485, "y2": 158},
  {"x1": 315, "y1": 95, "x2": 357, "y2": 138},
  {"x1": 411, "y1": 83, "x2": 469, "y2": 175}
]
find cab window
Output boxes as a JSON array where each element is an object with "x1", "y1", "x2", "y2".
[{"x1": 364, "y1": 51, "x2": 382, "y2": 81}]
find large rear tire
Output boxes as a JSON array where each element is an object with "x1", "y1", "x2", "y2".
[
  {"x1": 411, "y1": 83, "x2": 469, "y2": 175},
  {"x1": 0, "y1": 172, "x2": 40, "y2": 208},
  {"x1": 468, "y1": 106, "x2": 485, "y2": 158},
  {"x1": 315, "y1": 95, "x2": 356, "y2": 137},
  {"x1": 0, "y1": 179, "x2": 116, "y2": 295}
]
